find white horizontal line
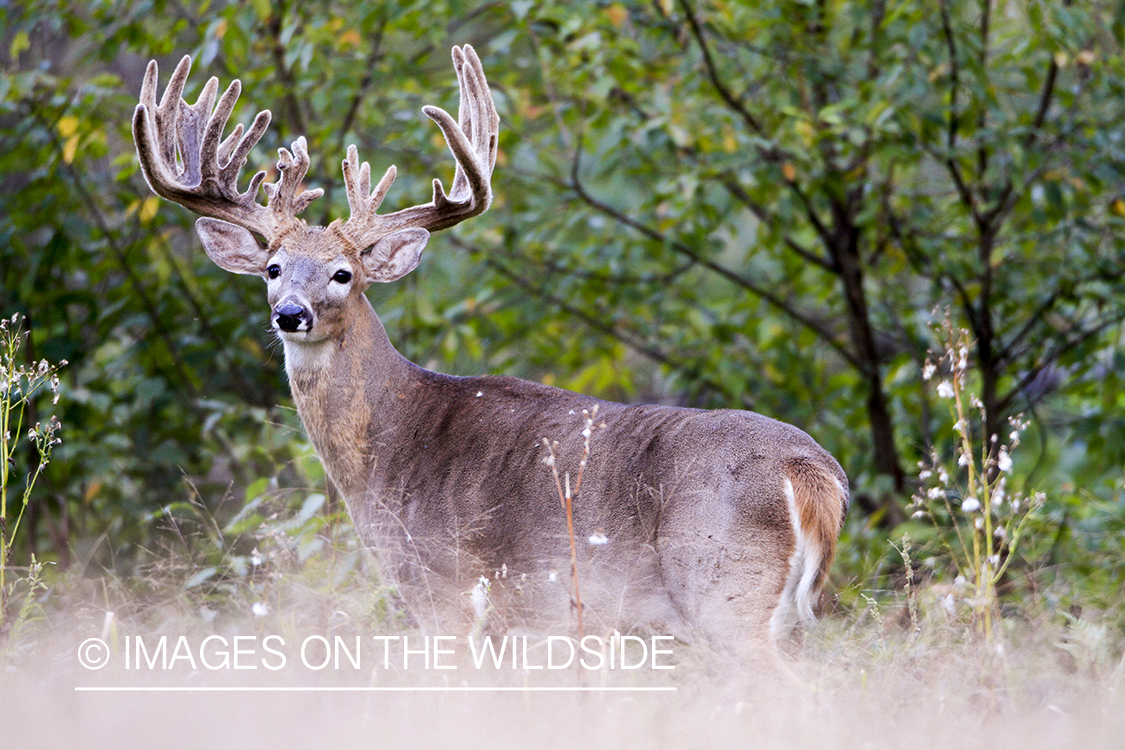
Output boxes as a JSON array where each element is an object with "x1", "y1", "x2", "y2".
[{"x1": 74, "y1": 685, "x2": 677, "y2": 693}]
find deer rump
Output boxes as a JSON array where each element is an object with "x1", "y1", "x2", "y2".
[{"x1": 337, "y1": 369, "x2": 848, "y2": 658}]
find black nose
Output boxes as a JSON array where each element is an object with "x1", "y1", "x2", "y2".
[{"x1": 274, "y1": 302, "x2": 309, "y2": 332}]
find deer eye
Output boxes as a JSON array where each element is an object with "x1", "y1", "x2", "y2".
[
  {"x1": 332, "y1": 269, "x2": 353, "y2": 284},
  {"x1": 267, "y1": 264, "x2": 281, "y2": 279}
]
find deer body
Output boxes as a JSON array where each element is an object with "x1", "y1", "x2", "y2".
[{"x1": 133, "y1": 46, "x2": 849, "y2": 671}]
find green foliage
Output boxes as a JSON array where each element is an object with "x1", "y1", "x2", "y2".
[
  {"x1": 0, "y1": 0, "x2": 1122, "y2": 612},
  {"x1": 489, "y1": 1, "x2": 1125, "y2": 502}
]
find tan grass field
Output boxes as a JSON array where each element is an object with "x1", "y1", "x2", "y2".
[{"x1": 2, "y1": 556, "x2": 1122, "y2": 750}]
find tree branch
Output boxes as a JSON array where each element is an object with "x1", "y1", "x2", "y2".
[
  {"x1": 452, "y1": 238, "x2": 757, "y2": 409},
  {"x1": 677, "y1": 0, "x2": 764, "y2": 136},
  {"x1": 34, "y1": 108, "x2": 200, "y2": 397},
  {"x1": 936, "y1": 0, "x2": 983, "y2": 225},
  {"x1": 719, "y1": 177, "x2": 837, "y2": 272},
  {"x1": 567, "y1": 143, "x2": 859, "y2": 368},
  {"x1": 317, "y1": 22, "x2": 387, "y2": 225},
  {"x1": 677, "y1": 0, "x2": 837, "y2": 251},
  {"x1": 998, "y1": 310, "x2": 1125, "y2": 414}
]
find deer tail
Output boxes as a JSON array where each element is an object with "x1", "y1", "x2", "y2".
[{"x1": 772, "y1": 458, "x2": 849, "y2": 633}]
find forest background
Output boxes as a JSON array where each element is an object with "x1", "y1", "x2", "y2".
[{"x1": 1, "y1": 0, "x2": 1124, "y2": 704}]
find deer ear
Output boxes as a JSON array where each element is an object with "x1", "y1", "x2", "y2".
[
  {"x1": 196, "y1": 217, "x2": 269, "y2": 276},
  {"x1": 363, "y1": 228, "x2": 430, "y2": 283}
]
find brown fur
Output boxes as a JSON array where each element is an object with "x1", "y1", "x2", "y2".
[
  {"x1": 785, "y1": 457, "x2": 848, "y2": 591},
  {"x1": 133, "y1": 45, "x2": 850, "y2": 674}
]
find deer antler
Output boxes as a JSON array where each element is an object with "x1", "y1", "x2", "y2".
[
  {"x1": 341, "y1": 44, "x2": 499, "y2": 247},
  {"x1": 132, "y1": 55, "x2": 322, "y2": 244}
]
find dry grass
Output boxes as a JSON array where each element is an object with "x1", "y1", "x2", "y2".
[{"x1": 2, "y1": 541, "x2": 1122, "y2": 750}]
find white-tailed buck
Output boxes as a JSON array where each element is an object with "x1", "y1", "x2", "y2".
[{"x1": 133, "y1": 46, "x2": 848, "y2": 673}]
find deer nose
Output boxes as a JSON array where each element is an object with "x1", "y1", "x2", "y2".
[{"x1": 274, "y1": 302, "x2": 309, "y2": 332}]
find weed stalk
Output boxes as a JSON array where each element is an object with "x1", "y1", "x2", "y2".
[
  {"x1": 0, "y1": 314, "x2": 64, "y2": 625},
  {"x1": 542, "y1": 405, "x2": 600, "y2": 637},
  {"x1": 913, "y1": 311, "x2": 1042, "y2": 641}
]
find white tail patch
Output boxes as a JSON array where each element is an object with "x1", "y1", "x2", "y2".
[
  {"x1": 770, "y1": 478, "x2": 823, "y2": 638},
  {"x1": 771, "y1": 471, "x2": 847, "y2": 640}
]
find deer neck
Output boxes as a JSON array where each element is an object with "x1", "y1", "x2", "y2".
[{"x1": 280, "y1": 294, "x2": 413, "y2": 497}]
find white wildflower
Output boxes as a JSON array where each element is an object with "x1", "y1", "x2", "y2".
[
  {"x1": 997, "y1": 448, "x2": 1012, "y2": 473},
  {"x1": 961, "y1": 497, "x2": 980, "y2": 512},
  {"x1": 937, "y1": 381, "x2": 955, "y2": 399},
  {"x1": 923, "y1": 361, "x2": 937, "y2": 380}
]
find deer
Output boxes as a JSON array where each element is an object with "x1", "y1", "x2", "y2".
[{"x1": 132, "y1": 45, "x2": 849, "y2": 677}]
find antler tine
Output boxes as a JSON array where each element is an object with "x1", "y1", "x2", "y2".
[
  {"x1": 177, "y1": 75, "x2": 222, "y2": 191},
  {"x1": 342, "y1": 144, "x2": 397, "y2": 235},
  {"x1": 133, "y1": 56, "x2": 318, "y2": 243},
  {"x1": 263, "y1": 137, "x2": 324, "y2": 226},
  {"x1": 222, "y1": 110, "x2": 272, "y2": 200},
  {"x1": 198, "y1": 76, "x2": 241, "y2": 185},
  {"x1": 341, "y1": 44, "x2": 499, "y2": 247},
  {"x1": 135, "y1": 56, "x2": 188, "y2": 178},
  {"x1": 445, "y1": 44, "x2": 498, "y2": 201},
  {"x1": 216, "y1": 123, "x2": 244, "y2": 167}
]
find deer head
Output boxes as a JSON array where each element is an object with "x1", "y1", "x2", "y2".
[{"x1": 132, "y1": 45, "x2": 498, "y2": 345}]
